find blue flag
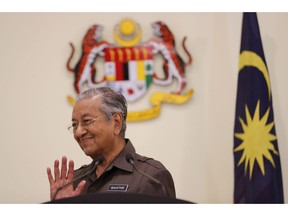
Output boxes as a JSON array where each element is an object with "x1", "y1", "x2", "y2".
[{"x1": 233, "y1": 12, "x2": 284, "y2": 203}]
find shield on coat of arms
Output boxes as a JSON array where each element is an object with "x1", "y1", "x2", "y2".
[{"x1": 104, "y1": 46, "x2": 154, "y2": 102}]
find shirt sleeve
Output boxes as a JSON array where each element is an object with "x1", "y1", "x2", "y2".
[{"x1": 136, "y1": 160, "x2": 176, "y2": 198}]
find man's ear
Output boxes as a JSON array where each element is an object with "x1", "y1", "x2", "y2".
[{"x1": 113, "y1": 113, "x2": 122, "y2": 135}]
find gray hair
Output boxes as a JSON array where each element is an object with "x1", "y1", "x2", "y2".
[{"x1": 76, "y1": 87, "x2": 127, "y2": 138}]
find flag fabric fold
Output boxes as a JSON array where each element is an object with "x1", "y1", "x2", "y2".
[{"x1": 233, "y1": 12, "x2": 284, "y2": 203}]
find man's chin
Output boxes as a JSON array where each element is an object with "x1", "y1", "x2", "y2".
[{"x1": 82, "y1": 146, "x2": 93, "y2": 156}]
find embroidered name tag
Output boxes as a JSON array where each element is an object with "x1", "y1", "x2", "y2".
[{"x1": 108, "y1": 184, "x2": 129, "y2": 192}]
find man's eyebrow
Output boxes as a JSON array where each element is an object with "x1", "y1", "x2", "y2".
[{"x1": 71, "y1": 113, "x2": 92, "y2": 121}]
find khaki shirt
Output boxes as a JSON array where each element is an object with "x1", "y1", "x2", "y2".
[{"x1": 73, "y1": 139, "x2": 176, "y2": 198}]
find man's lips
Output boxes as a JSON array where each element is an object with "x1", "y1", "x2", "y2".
[{"x1": 80, "y1": 136, "x2": 94, "y2": 144}]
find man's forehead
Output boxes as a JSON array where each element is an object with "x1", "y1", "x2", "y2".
[
  {"x1": 72, "y1": 97, "x2": 101, "y2": 118},
  {"x1": 77, "y1": 95, "x2": 101, "y2": 105}
]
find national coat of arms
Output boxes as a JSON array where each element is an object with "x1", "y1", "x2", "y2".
[{"x1": 66, "y1": 18, "x2": 193, "y2": 122}]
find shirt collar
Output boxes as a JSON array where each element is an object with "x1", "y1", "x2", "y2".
[{"x1": 106, "y1": 138, "x2": 135, "y2": 173}]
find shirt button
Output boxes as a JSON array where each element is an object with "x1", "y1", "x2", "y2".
[{"x1": 89, "y1": 187, "x2": 96, "y2": 192}]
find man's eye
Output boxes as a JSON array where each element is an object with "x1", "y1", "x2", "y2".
[
  {"x1": 72, "y1": 122, "x2": 78, "y2": 129},
  {"x1": 83, "y1": 119, "x2": 93, "y2": 125}
]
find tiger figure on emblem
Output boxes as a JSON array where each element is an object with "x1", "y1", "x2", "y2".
[
  {"x1": 66, "y1": 24, "x2": 111, "y2": 94},
  {"x1": 146, "y1": 21, "x2": 193, "y2": 95}
]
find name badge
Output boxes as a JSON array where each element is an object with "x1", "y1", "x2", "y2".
[{"x1": 108, "y1": 184, "x2": 129, "y2": 192}]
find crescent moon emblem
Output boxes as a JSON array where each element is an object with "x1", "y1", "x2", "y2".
[
  {"x1": 114, "y1": 25, "x2": 142, "y2": 47},
  {"x1": 239, "y1": 51, "x2": 271, "y2": 99}
]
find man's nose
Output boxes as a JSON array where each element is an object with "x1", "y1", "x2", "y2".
[{"x1": 74, "y1": 124, "x2": 88, "y2": 136}]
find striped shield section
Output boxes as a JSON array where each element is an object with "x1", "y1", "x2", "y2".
[{"x1": 104, "y1": 46, "x2": 153, "y2": 102}]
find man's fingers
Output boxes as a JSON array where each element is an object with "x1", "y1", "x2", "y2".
[
  {"x1": 61, "y1": 156, "x2": 68, "y2": 179},
  {"x1": 47, "y1": 167, "x2": 54, "y2": 185},
  {"x1": 67, "y1": 160, "x2": 75, "y2": 181},
  {"x1": 54, "y1": 159, "x2": 60, "y2": 180},
  {"x1": 74, "y1": 180, "x2": 86, "y2": 195}
]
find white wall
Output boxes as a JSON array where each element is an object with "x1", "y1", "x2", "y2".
[{"x1": 0, "y1": 12, "x2": 287, "y2": 204}]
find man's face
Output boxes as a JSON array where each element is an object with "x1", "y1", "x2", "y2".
[{"x1": 71, "y1": 97, "x2": 116, "y2": 159}]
